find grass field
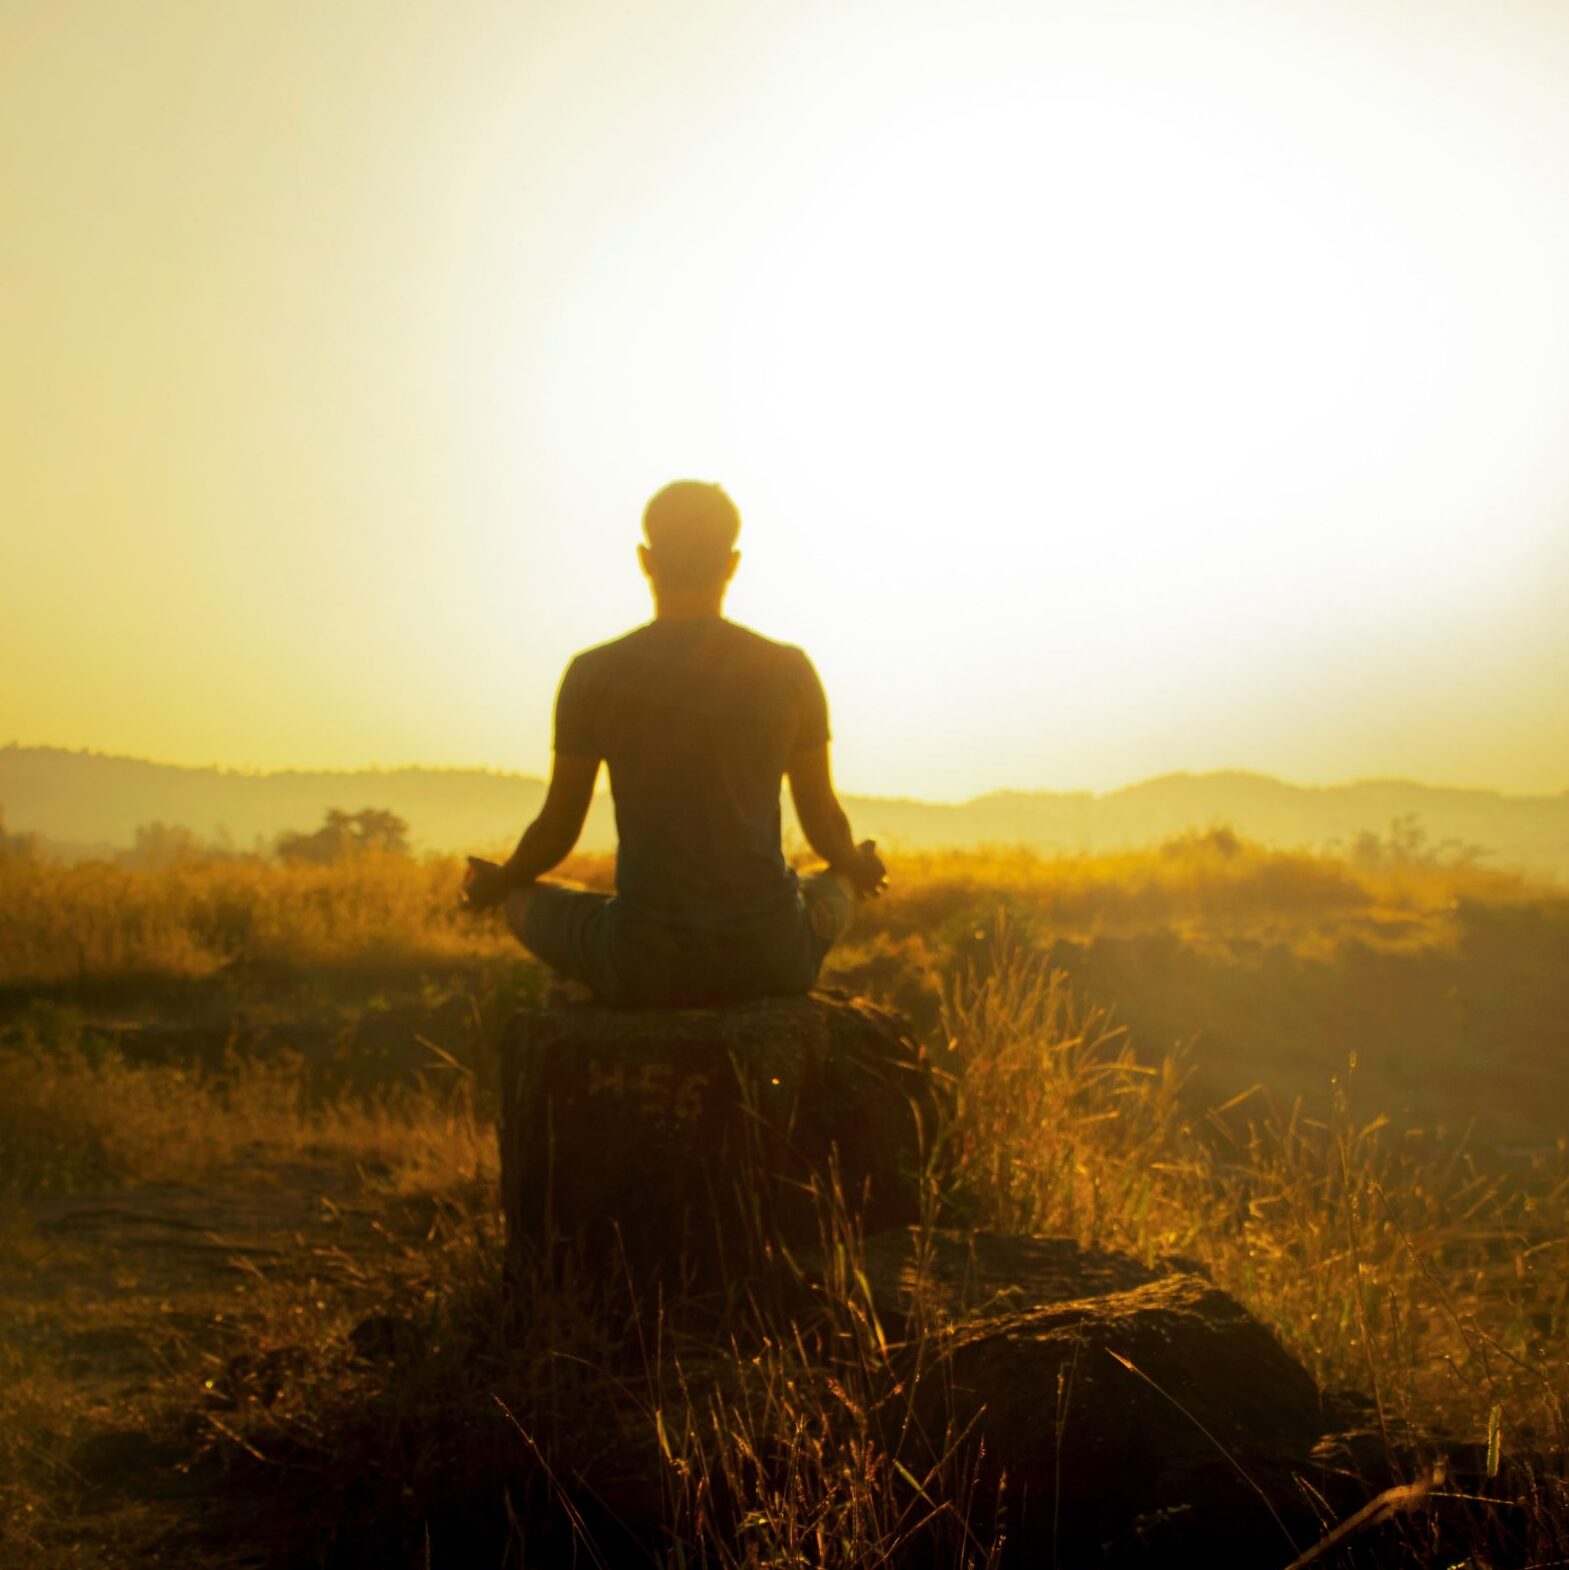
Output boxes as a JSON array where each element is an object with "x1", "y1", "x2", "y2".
[{"x1": 1, "y1": 835, "x2": 1566, "y2": 1565}]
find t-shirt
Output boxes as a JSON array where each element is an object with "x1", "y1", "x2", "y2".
[{"x1": 553, "y1": 618, "x2": 830, "y2": 930}]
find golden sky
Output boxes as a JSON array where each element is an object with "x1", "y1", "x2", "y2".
[{"x1": 3, "y1": 0, "x2": 1567, "y2": 799}]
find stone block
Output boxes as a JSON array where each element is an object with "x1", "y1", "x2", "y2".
[{"x1": 499, "y1": 992, "x2": 936, "y2": 1287}]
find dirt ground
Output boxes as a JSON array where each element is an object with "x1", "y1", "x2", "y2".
[{"x1": 2, "y1": 1157, "x2": 454, "y2": 1567}]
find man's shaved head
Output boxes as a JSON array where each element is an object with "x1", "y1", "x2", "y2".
[{"x1": 642, "y1": 480, "x2": 740, "y2": 589}]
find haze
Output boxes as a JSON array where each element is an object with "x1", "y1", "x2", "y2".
[{"x1": 3, "y1": 0, "x2": 1567, "y2": 800}]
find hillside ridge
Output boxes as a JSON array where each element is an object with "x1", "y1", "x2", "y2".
[{"x1": 3, "y1": 744, "x2": 1565, "y2": 876}]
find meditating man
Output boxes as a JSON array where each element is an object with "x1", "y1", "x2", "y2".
[{"x1": 463, "y1": 480, "x2": 886, "y2": 1007}]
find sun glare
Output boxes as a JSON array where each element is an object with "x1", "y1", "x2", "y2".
[
  {"x1": 480, "y1": 3, "x2": 1568, "y2": 795},
  {"x1": 3, "y1": 0, "x2": 1567, "y2": 795}
]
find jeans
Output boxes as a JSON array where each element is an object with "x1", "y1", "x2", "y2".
[{"x1": 505, "y1": 871, "x2": 855, "y2": 1008}]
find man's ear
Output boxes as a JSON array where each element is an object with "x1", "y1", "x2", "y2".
[
  {"x1": 638, "y1": 543, "x2": 654, "y2": 580},
  {"x1": 724, "y1": 550, "x2": 740, "y2": 583}
]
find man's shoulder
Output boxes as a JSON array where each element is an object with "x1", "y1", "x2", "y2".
[
  {"x1": 564, "y1": 624, "x2": 656, "y2": 675},
  {"x1": 721, "y1": 620, "x2": 816, "y2": 670},
  {"x1": 570, "y1": 620, "x2": 814, "y2": 666},
  {"x1": 561, "y1": 623, "x2": 820, "y2": 707}
]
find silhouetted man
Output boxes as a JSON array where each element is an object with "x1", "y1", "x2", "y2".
[{"x1": 464, "y1": 480, "x2": 886, "y2": 1007}]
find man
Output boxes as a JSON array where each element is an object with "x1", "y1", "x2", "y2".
[{"x1": 464, "y1": 480, "x2": 886, "y2": 1007}]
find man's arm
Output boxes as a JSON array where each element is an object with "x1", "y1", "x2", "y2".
[
  {"x1": 787, "y1": 744, "x2": 886, "y2": 897},
  {"x1": 466, "y1": 752, "x2": 600, "y2": 909}
]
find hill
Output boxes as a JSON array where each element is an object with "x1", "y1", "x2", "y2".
[{"x1": 2, "y1": 745, "x2": 1566, "y2": 877}]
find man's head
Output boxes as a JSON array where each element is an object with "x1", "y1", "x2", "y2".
[{"x1": 639, "y1": 480, "x2": 740, "y2": 600}]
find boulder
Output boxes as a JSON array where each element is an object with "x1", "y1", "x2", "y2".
[
  {"x1": 857, "y1": 1230, "x2": 1335, "y2": 1562},
  {"x1": 938, "y1": 1275, "x2": 1330, "y2": 1558},
  {"x1": 499, "y1": 993, "x2": 938, "y2": 1290}
]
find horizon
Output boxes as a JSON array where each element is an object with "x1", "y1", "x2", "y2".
[{"x1": 5, "y1": 739, "x2": 1563, "y2": 807}]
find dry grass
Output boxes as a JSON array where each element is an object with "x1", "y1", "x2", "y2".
[
  {"x1": 0, "y1": 1007, "x2": 495, "y2": 1198},
  {"x1": 0, "y1": 851, "x2": 523, "y2": 989},
  {"x1": 847, "y1": 830, "x2": 1544, "y2": 957},
  {"x1": 1, "y1": 839, "x2": 1566, "y2": 1565},
  {"x1": 940, "y1": 927, "x2": 1569, "y2": 1442},
  {"x1": 0, "y1": 832, "x2": 1542, "y2": 995}
]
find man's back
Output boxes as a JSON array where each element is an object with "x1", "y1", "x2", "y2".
[
  {"x1": 555, "y1": 618, "x2": 829, "y2": 929},
  {"x1": 465, "y1": 479, "x2": 881, "y2": 1008}
]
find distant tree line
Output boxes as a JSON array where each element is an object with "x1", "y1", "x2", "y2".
[{"x1": 109, "y1": 808, "x2": 414, "y2": 869}]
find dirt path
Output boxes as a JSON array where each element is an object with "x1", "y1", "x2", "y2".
[{"x1": 2, "y1": 1162, "x2": 437, "y2": 1567}]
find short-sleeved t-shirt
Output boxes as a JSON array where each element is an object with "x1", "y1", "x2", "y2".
[{"x1": 554, "y1": 618, "x2": 829, "y2": 930}]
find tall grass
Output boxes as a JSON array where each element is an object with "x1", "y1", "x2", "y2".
[
  {"x1": 623, "y1": 934, "x2": 1568, "y2": 1563},
  {"x1": 2, "y1": 842, "x2": 1566, "y2": 1565},
  {"x1": 0, "y1": 832, "x2": 1543, "y2": 994},
  {"x1": 0, "y1": 1006, "x2": 495, "y2": 1196},
  {"x1": 0, "y1": 851, "x2": 520, "y2": 988},
  {"x1": 849, "y1": 830, "x2": 1542, "y2": 953},
  {"x1": 941, "y1": 927, "x2": 1568, "y2": 1447},
  {"x1": 42, "y1": 926, "x2": 1544, "y2": 1567}
]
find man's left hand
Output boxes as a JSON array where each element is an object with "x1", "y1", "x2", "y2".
[{"x1": 462, "y1": 856, "x2": 509, "y2": 912}]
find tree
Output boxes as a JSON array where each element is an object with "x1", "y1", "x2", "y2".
[
  {"x1": 1347, "y1": 813, "x2": 1488, "y2": 870},
  {"x1": 276, "y1": 808, "x2": 411, "y2": 864},
  {"x1": 0, "y1": 805, "x2": 40, "y2": 863},
  {"x1": 122, "y1": 821, "x2": 206, "y2": 870}
]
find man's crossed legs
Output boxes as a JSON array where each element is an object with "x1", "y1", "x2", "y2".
[{"x1": 503, "y1": 872, "x2": 856, "y2": 1009}]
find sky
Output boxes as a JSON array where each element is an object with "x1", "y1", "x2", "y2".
[{"x1": 3, "y1": 0, "x2": 1567, "y2": 801}]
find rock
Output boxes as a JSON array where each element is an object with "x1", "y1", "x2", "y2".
[
  {"x1": 902, "y1": 1246, "x2": 1332, "y2": 1562},
  {"x1": 843, "y1": 1230, "x2": 1335, "y2": 1561},
  {"x1": 499, "y1": 992, "x2": 938, "y2": 1288}
]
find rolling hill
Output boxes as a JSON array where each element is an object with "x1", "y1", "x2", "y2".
[{"x1": 2, "y1": 745, "x2": 1565, "y2": 878}]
